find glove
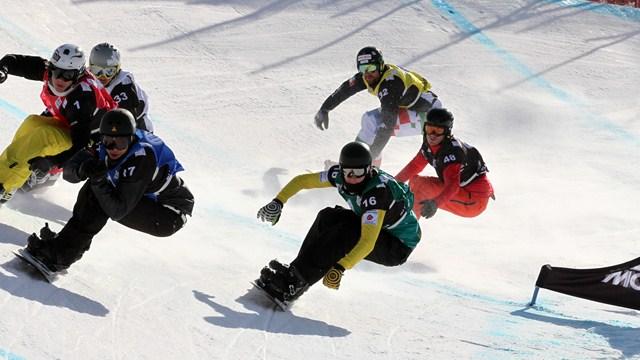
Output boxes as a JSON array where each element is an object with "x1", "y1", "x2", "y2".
[
  {"x1": 0, "y1": 66, "x2": 7, "y2": 84},
  {"x1": 63, "y1": 148, "x2": 95, "y2": 183},
  {"x1": 314, "y1": 109, "x2": 329, "y2": 130},
  {"x1": 79, "y1": 157, "x2": 106, "y2": 179},
  {"x1": 257, "y1": 199, "x2": 283, "y2": 225},
  {"x1": 420, "y1": 199, "x2": 438, "y2": 219},
  {"x1": 28, "y1": 157, "x2": 53, "y2": 175},
  {"x1": 323, "y1": 264, "x2": 345, "y2": 290}
]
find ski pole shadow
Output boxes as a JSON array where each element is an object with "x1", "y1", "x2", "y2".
[
  {"x1": 0, "y1": 258, "x2": 109, "y2": 317},
  {"x1": 511, "y1": 307, "x2": 640, "y2": 358},
  {"x1": 193, "y1": 289, "x2": 351, "y2": 337}
]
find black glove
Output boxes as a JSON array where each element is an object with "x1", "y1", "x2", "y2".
[
  {"x1": 420, "y1": 199, "x2": 438, "y2": 219},
  {"x1": 257, "y1": 199, "x2": 283, "y2": 225},
  {"x1": 323, "y1": 264, "x2": 345, "y2": 290},
  {"x1": 79, "y1": 158, "x2": 106, "y2": 179},
  {"x1": 314, "y1": 109, "x2": 329, "y2": 130},
  {"x1": 63, "y1": 148, "x2": 93, "y2": 183},
  {"x1": 28, "y1": 157, "x2": 53, "y2": 175},
  {"x1": 0, "y1": 66, "x2": 7, "y2": 84}
]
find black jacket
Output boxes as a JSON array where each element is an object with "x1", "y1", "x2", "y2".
[{"x1": 64, "y1": 145, "x2": 194, "y2": 221}]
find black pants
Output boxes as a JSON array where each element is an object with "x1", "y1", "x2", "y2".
[
  {"x1": 52, "y1": 181, "x2": 186, "y2": 268},
  {"x1": 290, "y1": 206, "x2": 413, "y2": 285}
]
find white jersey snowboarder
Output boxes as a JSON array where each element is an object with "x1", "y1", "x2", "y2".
[{"x1": 89, "y1": 42, "x2": 153, "y2": 132}]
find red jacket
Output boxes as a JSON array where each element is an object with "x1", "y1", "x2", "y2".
[{"x1": 396, "y1": 142, "x2": 493, "y2": 206}]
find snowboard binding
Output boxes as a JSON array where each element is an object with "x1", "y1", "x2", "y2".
[{"x1": 258, "y1": 260, "x2": 308, "y2": 301}]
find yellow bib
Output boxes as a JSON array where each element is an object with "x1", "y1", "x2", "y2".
[{"x1": 365, "y1": 64, "x2": 432, "y2": 108}]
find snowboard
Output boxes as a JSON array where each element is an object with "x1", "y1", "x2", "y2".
[
  {"x1": 13, "y1": 249, "x2": 60, "y2": 283},
  {"x1": 250, "y1": 280, "x2": 290, "y2": 311}
]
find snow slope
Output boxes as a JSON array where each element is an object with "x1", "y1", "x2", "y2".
[{"x1": 1, "y1": 0, "x2": 639, "y2": 359}]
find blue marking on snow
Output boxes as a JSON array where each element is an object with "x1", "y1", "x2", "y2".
[
  {"x1": 0, "y1": 99, "x2": 27, "y2": 120},
  {"x1": 431, "y1": 0, "x2": 638, "y2": 144},
  {"x1": 0, "y1": 14, "x2": 40, "y2": 123},
  {"x1": 427, "y1": 2, "x2": 639, "y2": 354},
  {"x1": 403, "y1": 275, "x2": 640, "y2": 358},
  {"x1": 0, "y1": 348, "x2": 26, "y2": 360}
]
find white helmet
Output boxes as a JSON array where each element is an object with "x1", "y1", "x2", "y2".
[
  {"x1": 89, "y1": 43, "x2": 121, "y2": 82},
  {"x1": 90, "y1": 42, "x2": 121, "y2": 68},
  {"x1": 50, "y1": 44, "x2": 86, "y2": 71}
]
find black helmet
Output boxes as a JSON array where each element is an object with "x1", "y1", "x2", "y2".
[
  {"x1": 356, "y1": 46, "x2": 384, "y2": 73},
  {"x1": 339, "y1": 141, "x2": 372, "y2": 169},
  {"x1": 425, "y1": 108, "x2": 454, "y2": 130},
  {"x1": 99, "y1": 109, "x2": 136, "y2": 136}
]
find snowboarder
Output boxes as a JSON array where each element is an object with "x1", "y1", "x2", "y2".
[
  {"x1": 313, "y1": 46, "x2": 442, "y2": 164},
  {"x1": 395, "y1": 108, "x2": 494, "y2": 219},
  {"x1": 0, "y1": 44, "x2": 116, "y2": 202},
  {"x1": 89, "y1": 42, "x2": 153, "y2": 132},
  {"x1": 255, "y1": 141, "x2": 421, "y2": 307},
  {"x1": 23, "y1": 109, "x2": 194, "y2": 273}
]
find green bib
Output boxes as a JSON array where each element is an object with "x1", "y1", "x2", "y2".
[{"x1": 334, "y1": 169, "x2": 421, "y2": 248}]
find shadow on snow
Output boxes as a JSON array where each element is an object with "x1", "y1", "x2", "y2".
[
  {"x1": 0, "y1": 227, "x2": 108, "y2": 317},
  {"x1": 512, "y1": 307, "x2": 640, "y2": 358},
  {"x1": 193, "y1": 289, "x2": 351, "y2": 337}
]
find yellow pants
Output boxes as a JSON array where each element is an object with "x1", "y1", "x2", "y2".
[{"x1": 0, "y1": 115, "x2": 71, "y2": 192}]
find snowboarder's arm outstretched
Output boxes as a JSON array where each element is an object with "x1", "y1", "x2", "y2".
[
  {"x1": 0, "y1": 54, "x2": 47, "y2": 81},
  {"x1": 257, "y1": 172, "x2": 333, "y2": 225},
  {"x1": 274, "y1": 172, "x2": 332, "y2": 204},
  {"x1": 395, "y1": 150, "x2": 429, "y2": 183},
  {"x1": 319, "y1": 74, "x2": 367, "y2": 113}
]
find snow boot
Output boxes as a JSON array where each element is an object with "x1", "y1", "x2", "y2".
[
  {"x1": 25, "y1": 223, "x2": 65, "y2": 272},
  {"x1": 264, "y1": 260, "x2": 309, "y2": 302}
]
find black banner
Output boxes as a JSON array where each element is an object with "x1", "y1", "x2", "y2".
[{"x1": 535, "y1": 257, "x2": 640, "y2": 310}]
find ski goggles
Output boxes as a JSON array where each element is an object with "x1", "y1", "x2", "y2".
[
  {"x1": 425, "y1": 125, "x2": 446, "y2": 136},
  {"x1": 89, "y1": 64, "x2": 118, "y2": 80},
  {"x1": 341, "y1": 167, "x2": 368, "y2": 178},
  {"x1": 49, "y1": 66, "x2": 80, "y2": 81},
  {"x1": 358, "y1": 63, "x2": 378, "y2": 74},
  {"x1": 102, "y1": 135, "x2": 131, "y2": 150}
]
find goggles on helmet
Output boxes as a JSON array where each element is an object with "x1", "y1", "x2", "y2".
[
  {"x1": 50, "y1": 66, "x2": 80, "y2": 81},
  {"x1": 358, "y1": 63, "x2": 378, "y2": 74},
  {"x1": 90, "y1": 64, "x2": 118, "y2": 80},
  {"x1": 102, "y1": 135, "x2": 131, "y2": 150},
  {"x1": 425, "y1": 125, "x2": 446, "y2": 136},
  {"x1": 341, "y1": 167, "x2": 368, "y2": 178}
]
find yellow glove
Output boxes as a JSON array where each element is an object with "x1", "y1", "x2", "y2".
[{"x1": 322, "y1": 265, "x2": 345, "y2": 290}]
